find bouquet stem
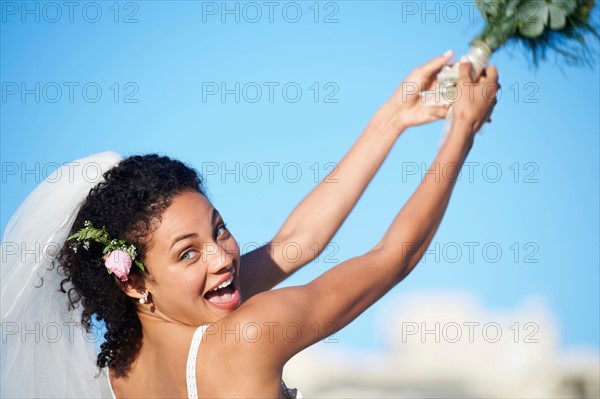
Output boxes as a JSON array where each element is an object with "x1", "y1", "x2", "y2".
[{"x1": 419, "y1": 42, "x2": 492, "y2": 145}]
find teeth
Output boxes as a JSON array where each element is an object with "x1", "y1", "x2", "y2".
[{"x1": 211, "y1": 275, "x2": 233, "y2": 291}]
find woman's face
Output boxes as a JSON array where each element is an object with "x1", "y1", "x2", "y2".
[{"x1": 142, "y1": 190, "x2": 241, "y2": 325}]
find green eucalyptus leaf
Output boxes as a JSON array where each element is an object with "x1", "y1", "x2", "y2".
[
  {"x1": 505, "y1": 0, "x2": 521, "y2": 17},
  {"x1": 552, "y1": 0, "x2": 577, "y2": 15},
  {"x1": 519, "y1": 1, "x2": 548, "y2": 38},
  {"x1": 520, "y1": 18, "x2": 546, "y2": 37},
  {"x1": 478, "y1": 0, "x2": 505, "y2": 21},
  {"x1": 518, "y1": 0, "x2": 548, "y2": 25},
  {"x1": 135, "y1": 260, "x2": 145, "y2": 272},
  {"x1": 533, "y1": 1, "x2": 550, "y2": 24},
  {"x1": 548, "y1": 4, "x2": 567, "y2": 29},
  {"x1": 497, "y1": 17, "x2": 518, "y2": 38}
]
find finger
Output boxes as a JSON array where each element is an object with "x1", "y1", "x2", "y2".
[
  {"x1": 482, "y1": 65, "x2": 499, "y2": 83},
  {"x1": 412, "y1": 50, "x2": 454, "y2": 82},
  {"x1": 429, "y1": 105, "x2": 451, "y2": 119},
  {"x1": 485, "y1": 83, "x2": 500, "y2": 102},
  {"x1": 458, "y1": 62, "x2": 473, "y2": 83},
  {"x1": 483, "y1": 104, "x2": 495, "y2": 122}
]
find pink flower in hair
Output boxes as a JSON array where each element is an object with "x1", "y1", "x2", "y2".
[
  {"x1": 104, "y1": 250, "x2": 133, "y2": 282},
  {"x1": 67, "y1": 221, "x2": 146, "y2": 279}
]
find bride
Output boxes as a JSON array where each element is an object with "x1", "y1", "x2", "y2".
[{"x1": 1, "y1": 55, "x2": 498, "y2": 398}]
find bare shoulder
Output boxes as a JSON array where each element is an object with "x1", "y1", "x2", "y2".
[
  {"x1": 196, "y1": 294, "x2": 302, "y2": 397},
  {"x1": 201, "y1": 286, "x2": 312, "y2": 366}
]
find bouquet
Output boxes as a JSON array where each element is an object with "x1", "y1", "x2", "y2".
[{"x1": 422, "y1": 0, "x2": 598, "y2": 140}]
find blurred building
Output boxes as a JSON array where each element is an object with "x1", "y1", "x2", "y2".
[{"x1": 283, "y1": 292, "x2": 599, "y2": 398}]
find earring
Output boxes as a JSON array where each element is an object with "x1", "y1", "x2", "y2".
[{"x1": 139, "y1": 291, "x2": 148, "y2": 305}]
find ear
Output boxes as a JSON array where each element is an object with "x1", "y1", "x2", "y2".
[{"x1": 116, "y1": 272, "x2": 147, "y2": 301}]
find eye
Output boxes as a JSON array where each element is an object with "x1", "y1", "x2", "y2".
[
  {"x1": 179, "y1": 248, "x2": 198, "y2": 261},
  {"x1": 216, "y1": 223, "x2": 229, "y2": 239}
]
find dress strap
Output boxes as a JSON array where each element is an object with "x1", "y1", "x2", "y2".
[
  {"x1": 106, "y1": 369, "x2": 117, "y2": 399},
  {"x1": 186, "y1": 325, "x2": 209, "y2": 399}
]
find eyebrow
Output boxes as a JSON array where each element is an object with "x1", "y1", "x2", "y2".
[
  {"x1": 170, "y1": 232, "x2": 198, "y2": 249},
  {"x1": 170, "y1": 208, "x2": 221, "y2": 249}
]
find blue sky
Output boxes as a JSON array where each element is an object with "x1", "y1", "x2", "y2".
[{"x1": 1, "y1": 1, "x2": 598, "y2": 352}]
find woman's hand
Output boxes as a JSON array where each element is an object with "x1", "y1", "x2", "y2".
[
  {"x1": 452, "y1": 62, "x2": 499, "y2": 138},
  {"x1": 388, "y1": 51, "x2": 455, "y2": 130}
]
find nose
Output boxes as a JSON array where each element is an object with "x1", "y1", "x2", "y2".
[{"x1": 204, "y1": 241, "x2": 235, "y2": 275}]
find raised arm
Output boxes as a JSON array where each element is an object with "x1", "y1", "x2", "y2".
[
  {"x1": 225, "y1": 62, "x2": 499, "y2": 368},
  {"x1": 240, "y1": 51, "x2": 456, "y2": 300}
]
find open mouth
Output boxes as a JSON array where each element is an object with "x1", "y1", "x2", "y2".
[{"x1": 203, "y1": 273, "x2": 240, "y2": 309}]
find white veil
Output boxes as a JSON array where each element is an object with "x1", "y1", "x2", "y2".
[{"x1": 1, "y1": 151, "x2": 123, "y2": 398}]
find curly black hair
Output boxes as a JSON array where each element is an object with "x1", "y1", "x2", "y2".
[{"x1": 58, "y1": 154, "x2": 205, "y2": 378}]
